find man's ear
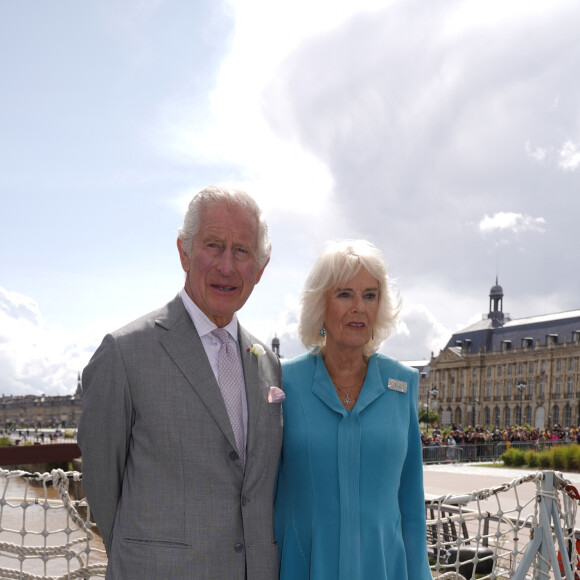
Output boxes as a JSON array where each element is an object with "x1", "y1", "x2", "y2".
[
  {"x1": 177, "y1": 238, "x2": 190, "y2": 272},
  {"x1": 255, "y1": 257, "x2": 270, "y2": 284}
]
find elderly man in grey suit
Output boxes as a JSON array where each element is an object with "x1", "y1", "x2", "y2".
[{"x1": 78, "y1": 185, "x2": 283, "y2": 579}]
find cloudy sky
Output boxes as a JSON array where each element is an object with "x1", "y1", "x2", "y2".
[{"x1": 1, "y1": 0, "x2": 579, "y2": 396}]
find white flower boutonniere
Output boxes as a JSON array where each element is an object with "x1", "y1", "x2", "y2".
[{"x1": 247, "y1": 343, "x2": 266, "y2": 358}]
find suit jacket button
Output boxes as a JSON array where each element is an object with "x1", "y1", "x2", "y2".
[
  {"x1": 229, "y1": 451, "x2": 239, "y2": 461},
  {"x1": 241, "y1": 496, "x2": 247, "y2": 506},
  {"x1": 234, "y1": 543, "x2": 244, "y2": 553}
]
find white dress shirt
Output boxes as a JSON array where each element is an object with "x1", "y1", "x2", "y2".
[{"x1": 180, "y1": 288, "x2": 249, "y2": 437}]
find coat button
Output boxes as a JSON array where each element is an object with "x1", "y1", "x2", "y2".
[
  {"x1": 234, "y1": 542, "x2": 244, "y2": 552},
  {"x1": 229, "y1": 451, "x2": 239, "y2": 461},
  {"x1": 241, "y1": 496, "x2": 248, "y2": 506}
]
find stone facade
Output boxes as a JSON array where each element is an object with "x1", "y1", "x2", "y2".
[
  {"x1": 421, "y1": 283, "x2": 580, "y2": 430},
  {"x1": 0, "y1": 375, "x2": 82, "y2": 429}
]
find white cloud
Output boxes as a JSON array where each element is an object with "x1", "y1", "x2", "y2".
[
  {"x1": 157, "y1": 1, "x2": 404, "y2": 217},
  {"x1": 559, "y1": 140, "x2": 580, "y2": 171},
  {"x1": 0, "y1": 287, "x2": 42, "y2": 326},
  {"x1": 525, "y1": 140, "x2": 547, "y2": 163},
  {"x1": 479, "y1": 212, "x2": 546, "y2": 234},
  {"x1": 384, "y1": 303, "x2": 452, "y2": 361},
  {"x1": 0, "y1": 287, "x2": 90, "y2": 396}
]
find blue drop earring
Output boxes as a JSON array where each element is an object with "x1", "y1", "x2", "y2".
[{"x1": 319, "y1": 324, "x2": 326, "y2": 337}]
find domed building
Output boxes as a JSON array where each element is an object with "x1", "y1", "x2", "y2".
[{"x1": 422, "y1": 281, "x2": 580, "y2": 430}]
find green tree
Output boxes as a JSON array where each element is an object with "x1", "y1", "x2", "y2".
[{"x1": 419, "y1": 407, "x2": 439, "y2": 426}]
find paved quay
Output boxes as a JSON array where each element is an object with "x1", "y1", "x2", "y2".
[
  {"x1": 423, "y1": 461, "x2": 580, "y2": 499},
  {"x1": 423, "y1": 462, "x2": 580, "y2": 527}
]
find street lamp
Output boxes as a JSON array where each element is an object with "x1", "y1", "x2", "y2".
[
  {"x1": 517, "y1": 380, "x2": 526, "y2": 425},
  {"x1": 472, "y1": 398, "x2": 480, "y2": 427},
  {"x1": 428, "y1": 387, "x2": 438, "y2": 410}
]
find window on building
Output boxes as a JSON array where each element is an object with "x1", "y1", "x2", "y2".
[
  {"x1": 485, "y1": 407, "x2": 491, "y2": 425},
  {"x1": 540, "y1": 379, "x2": 546, "y2": 395},
  {"x1": 460, "y1": 383, "x2": 465, "y2": 398},
  {"x1": 486, "y1": 382, "x2": 492, "y2": 398},
  {"x1": 565, "y1": 404, "x2": 572, "y2": 427},
  {"x1": 473, "y1": 367, "x2": 477, "y2": 378},
  {"x1": 553, "y1": 405, "x2": 560, "y2": 426},
  {"x1": 494, "y1": 407, "x2": 500, "y2": 427},
  {"x1": 528, "y1": 380, "x2": 534, "y2": 397},
  {"x1": 556, "y1": 359, "x2": 562, "y2": 373},
  {"x1": 461, "y1": 369, "x2": 465, "y2": 379},
  {"x1": 555, "y1": 378, "x2": 561, "y2": 396},
  {"x1": 541, "y1": 361, "x2": 546, "y2": 373},
  {"x1": 496, "y1": 382, "x2": 502, "y2": 398},
  {"x1": 451, "y1": 384, "x2": 455, "y2": 399},
  {"x1": 569, "y1": 359, "x2": 575, "y2": 372},
  {"x1": 507, "y1": 381, "x2": 512, "y2": 398},
  {"x1": 505, "y1": 407, "x2": 511, "y2": 427},
  {"x1": 507, "y1": 364, "x2": 513, "y2": 376},
  {"x1": 455, "y1": 408, "x2": 462, "y2": 426},
  {"x1": 518, "y1": 363, "x2": 523, "y2": 375},
  {"x1": 515, "y1": 406, "x2": 522, "y2": 425},
  {"x1": 487, "y1": 367, "x2": 492, "y2": 378},
  {"x1": 568, "y1": 377, "x2": 574, "y2": 395},
  {"x1": 525, "y1": 405, "x2": 532, "y2": 425},
  {"x1": 443, "y1": 370, "x2": 447, "y2": 380},
  {"x1": 529, "y1": 362, "x2": 534, "y2": 374},
  {"x1": 498, "y1": 366, "x2": 502, "y2": 377}
]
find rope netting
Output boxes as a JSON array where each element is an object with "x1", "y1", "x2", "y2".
[
  {"x1": 1, "y1": 468, "x2": 579, "y2": 579},
  {"x1": 428, "y1": 470, "x2": 580, "y2": 580},
  {"x1": 0, "y1": 468, "x2": 106, "y2": 579}
]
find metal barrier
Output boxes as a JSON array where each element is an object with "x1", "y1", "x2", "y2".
[{"x1": 422, "y1": 439, "x2": 575, "y2": 464}]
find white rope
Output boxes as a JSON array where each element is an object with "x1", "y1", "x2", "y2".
[
  {"x1": 1, "y1": 468, "x2": 579, "y2": 579},
  {"x1": 0, "y1": 468, "x2": 106, "y2": 579},
  {"x1": 427, "y1": 470, "x2": 579, "y2": 580}
]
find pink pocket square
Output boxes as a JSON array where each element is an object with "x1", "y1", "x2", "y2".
[{"x1": 268, "y1": 386, "x2": 286, "y2": 403}]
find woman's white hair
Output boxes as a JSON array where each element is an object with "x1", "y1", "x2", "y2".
[
  {"x1": 177, "y1": 184, "x2": 271, "y2": 268},
  {"x1": 298, "y1": 239, "x2": 401, "y2": 356}
]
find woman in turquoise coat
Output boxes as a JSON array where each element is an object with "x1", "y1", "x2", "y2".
[{"x1": 275, "y1": 240, "x2": 432, "y2": 580}]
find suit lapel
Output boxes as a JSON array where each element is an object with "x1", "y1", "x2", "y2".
[
  {"x1": 238, "y1": 326, "x2": 263, "y2": 458},
  {"x1": 156, "y1": 296, "x2": 239, "y2": 454}
]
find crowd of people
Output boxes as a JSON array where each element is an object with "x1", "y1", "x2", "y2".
[{"x1": 422, "y1": 424, "x2": 580, "y2": 447}]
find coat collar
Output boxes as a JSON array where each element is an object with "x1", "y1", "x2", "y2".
[
  {"x1": 312, "y1": 353, "x2": 386, "y2": 416},
  {"x1": 238, "y1": 325, "x2": 263, "y2": 455}
]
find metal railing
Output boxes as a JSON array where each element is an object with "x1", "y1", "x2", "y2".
[{"x1": 422, "y1": 439, "x2": 574, "y2": 464}]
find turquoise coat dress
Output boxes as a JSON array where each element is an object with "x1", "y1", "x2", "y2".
[{"x1": 274, "y1": 352, "x2": 431, "y2": 580}]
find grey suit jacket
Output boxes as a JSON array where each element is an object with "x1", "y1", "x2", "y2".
[{"x1": 78, "y1": 295, "x2": 283, "y2": 580}]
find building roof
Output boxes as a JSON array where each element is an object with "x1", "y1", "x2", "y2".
[{"x1": 445, "y1": 309, "x2": 580, "y2": 353}]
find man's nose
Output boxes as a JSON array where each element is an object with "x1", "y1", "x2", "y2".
[{"x1": 218, "y1": 249, "x2": 235, "y2": 275}]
